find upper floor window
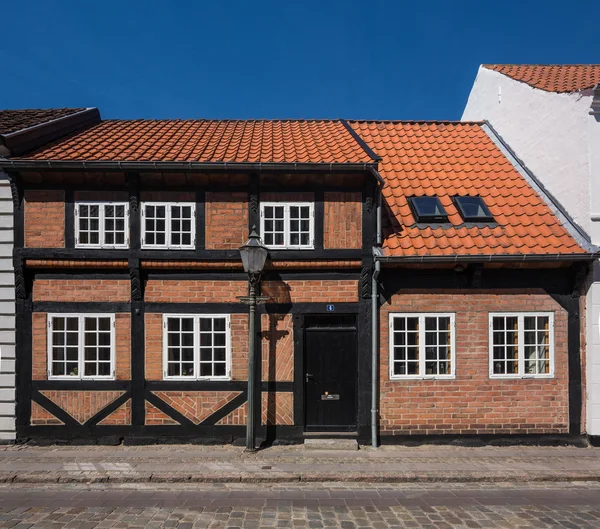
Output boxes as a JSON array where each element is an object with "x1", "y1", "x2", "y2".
[
  {"x1": 48, "y1": 314, "x2": 115, "y2": 380},
  {"x1": 141, "y1": 202, "x2": 195, "y2": 249},
  {"x1": 163, "y1": 314, "x2": 231, "y2": 380},
  {"x1": 75, "y1": 202, "x2": 129, "y2": 248},
  {"x1": 407, "y1": 196, "x2": 448, "y2": 223},
  {"x1": 260, "y1": 202, "x2": 314, "y2": 249},
  {"x1": 389, "y1": 313, "x2": 455, "y2": 379},
  {"x1": 453, "y1": 196, "x2": 494, "y2": 222},
  {"x1": 489, "y1": 313, "x2": 554, "y2": 378}
]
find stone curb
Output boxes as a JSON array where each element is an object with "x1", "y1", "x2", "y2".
[{"x1": 2, "y1": 471, "x2": 600, "y2": 485}]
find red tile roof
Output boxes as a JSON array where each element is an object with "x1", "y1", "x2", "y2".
[
  {"x1": 349, "y1": 121, "x2": 586, "y2": 257},
  {"x1": 0, "y1": 108, "x2": 87, "y2": 136},
  {"x1": 16, "y1": 120, "x2": 374, "y2": 164},
  {"x1": 483, "y1": 64, "x2": 600, "y2": 93}
]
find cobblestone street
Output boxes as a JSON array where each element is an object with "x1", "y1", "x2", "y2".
[{"x1": 1, "y1": 482, "x2": 600, "y2": 528}]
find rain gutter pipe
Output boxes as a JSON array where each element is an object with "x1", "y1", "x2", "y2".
[{"x1": 368, "y1": 167, "x2": 384, "y2": 448}]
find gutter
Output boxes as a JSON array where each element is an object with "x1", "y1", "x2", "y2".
[
  {"x1": 376, "y1": 253, "x2": 594, "y2": 264},
  {"x1": 0, "y1": 159, "x2": 379, "y2": 173},
  {"x1": 368, "y1": 166, "x2": 385, "y2": 449}
]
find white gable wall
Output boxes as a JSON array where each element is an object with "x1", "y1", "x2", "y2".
[
  {"x1": 462, "y1": 66, "x2": 592, "y2": 237},
  {"x1": 0, "y1": 171, "x2": 15, "y2": 443}
]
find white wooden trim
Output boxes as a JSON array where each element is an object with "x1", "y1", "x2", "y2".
[
  {"x1": 488, "y1": 312, "x2": 555, "y2": 379},
  {"x1": 74, "y1": 202, "x2": 130, "y2": 249},
  {"x1": 388, "y1": 312, "x2": 456, "y2": 380},
  {"x1": 260, "y1": 202, "x2": 314, "y2": 249},
  {"x1": 47, "y1": 314, "x2": 116, "y2": 380},
  {"x1": 162, "y1": 314, "x2": 231, "y2": 381},
  {"x1": 140, "y1": 202, "x2": 196, "y2": 250}
]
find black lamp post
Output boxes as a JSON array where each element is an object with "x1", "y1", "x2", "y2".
[{"x1": 238, "y1": 227, "x2": 269, "y2": 451}]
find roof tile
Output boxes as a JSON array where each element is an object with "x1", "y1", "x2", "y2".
[
  {"x1": 0, "y1": 108, "x2": 87, "y2": 136},
  {"x1": 484, "y1": 64, "x2": 600, "y2": 93},
  {"x1": 349, "y1": 120, "x2": 586, "y2": 257},
  {"x1": 16, "y1": 120, "x2": 373, "y2": 164}
]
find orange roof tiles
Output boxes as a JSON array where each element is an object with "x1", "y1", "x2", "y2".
[
  {"x1": 0, "y1": 108, "x2": 87, "y2": 136},
  {"x1": 349, "y1": 121, "x2": 586, "y2": 257},
  {"x1": 16, "y1": 120, "x2": 374, "y2": 164},
  {"x1": 483, "y1": 64, "x2": 600, "y2": 93}
]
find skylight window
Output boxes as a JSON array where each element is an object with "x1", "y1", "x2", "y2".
[
  {"x1": 453, "y1": 196, "x2": 494, "y2": 222},
  {"x1": 408, "y1": 196, "x2": 448, "y2": 222}
]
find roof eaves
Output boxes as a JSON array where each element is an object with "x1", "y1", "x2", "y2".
[
  {"x1": 1, "y1": 108, "x2": 101, "y2": 157},
  {"x1": 481, "y1": 121, "x2": 594, "y2": 253},
  {"x1": 376, "y1": 253, "x2": 594, "y2": 264},
  {"x1": 0, "y1": 159, "x2": 379, "y2": 173}
]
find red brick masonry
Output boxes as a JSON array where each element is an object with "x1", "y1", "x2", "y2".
[{"x1": 379, "y1": 290, "x2": 569, "y2": 436}]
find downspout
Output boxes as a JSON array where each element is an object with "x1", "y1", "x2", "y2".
[{"x1": 369, "y1": 167, "x2": 384, "y2": 448}]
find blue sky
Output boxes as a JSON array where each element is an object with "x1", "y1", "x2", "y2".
[{"x1": 2, "y1": 0, "x2": 598, "y2": 121}]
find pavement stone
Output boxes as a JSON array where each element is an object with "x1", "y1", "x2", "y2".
[{"x1": 1, "y1": 444, "x2": 600, "y2": 485}]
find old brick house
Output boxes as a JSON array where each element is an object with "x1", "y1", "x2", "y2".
[{"x1": 0, "y1": 112, "x2": 592, "y2": 444}]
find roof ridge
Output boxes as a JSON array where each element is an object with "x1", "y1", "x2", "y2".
[
  {"x1": 98, "y1": 118, "x2": 346, "y2": 123},
  {"x1": 483, "y1": 63, "x2": 600, "y2": 67},
  {"x1": 347, "y1": 119, "x2": 486, "y2": 125}
]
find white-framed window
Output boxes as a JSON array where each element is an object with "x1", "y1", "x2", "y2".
[
  {"x1": 141, "y1": 202, "x2": 195, "y2": 249},
  {"x1": 47, "y1": 314, "x2": 115, "y2": 380},
  {"x1": 260, "y1": 202, "x2": 314, "y2": 249},
  {"x1": 489, "y1": 312, "x2": 554, "y2": 378},
  {"x1": 389, "y1": 313, "x2": 455, "y2": 379},
  {"x1": 75, "y1": 202, "x2": 129, "y2": 248},
  {"x1": 163, "y1": 314, "x2": 231, "y2": 380}
]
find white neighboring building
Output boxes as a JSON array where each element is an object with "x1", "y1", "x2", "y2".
[
  {"x1": 463, "y1": 64, "x2": 600, "y2": 438},
  {"x1": 0, "y1": 108, "x2": 100, "y2": 442}
]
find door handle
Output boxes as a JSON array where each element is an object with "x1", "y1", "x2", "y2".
[{"x1": 305, "y1": 373, "x2": 314, "y2": 383}]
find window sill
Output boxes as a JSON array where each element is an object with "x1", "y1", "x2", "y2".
[
  {"x1": 389, "y1": 375, "x2": 456, "y2": 381},
  {"x1": 162, "y1": 376, "x2": 232, "y2": 382},
  {"x1": 489, "y1": 374, "x2": 554, "y2": 380},
  {"x1": 47, "y1": 376, "x2": 116, "y2": 381}
]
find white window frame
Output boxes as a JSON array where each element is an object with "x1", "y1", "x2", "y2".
[
  {"x1": 260, "y1": 202, "x2": 315, "y2": 249},
  {"x1": 388, "y1": 313, "x2": 456, "y2": 380},
  {"x1": 141, "y1": 202, "x2": 196, "y2": 250},
  {"x1": 75, "y1": 202, "x2": 130, "y2": 249},
  {"x1": 47, "y1": 313, "x2": 116, "y2": 380},
  {"x1": 488, "y1": 312, "x2": 555, "y2": 379},
  {"x1": 162, "y1": 314, "x2": 231, "y2": 381}
]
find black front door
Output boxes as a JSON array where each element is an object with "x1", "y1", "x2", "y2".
[{"x1": 304, "y1": 314, "x2": 358, "y2": 431}]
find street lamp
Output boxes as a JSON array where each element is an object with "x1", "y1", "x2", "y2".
[{"x1": 238, "y1": 226, "x2": 269, "y2": 451}]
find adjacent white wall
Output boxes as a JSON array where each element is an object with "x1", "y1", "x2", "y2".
[
  {"x1": 462, "y1": 66, "x2": 593, "y2": 237},
  {"x1": 0, "y1": 171, "x2": 15, "y2": 443},
  {"x1": 463, "y1": 66, "x2": 600, "y2": 437}
]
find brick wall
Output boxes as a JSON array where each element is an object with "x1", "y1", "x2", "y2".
[
  {"x1": 24, "y1": 190, "x2": 65, "y2": 248},
  {"x1": 262, "y1": 392, "x2": 294, "y2": 425},
  {"x1": 32, "y1": 312, "x2": 131, "y2": 380},
  {"x1": 145, "y1": 313, "x2": 248, "y2": 381},
  {"x1": 74, "y1": 191, "x2": 128, "y2": 201},
  {"x1": 145, "y1": 280, "x2": 247, "y2": 303},
  {"x1": 33, "y1": 279, "x2": 131, "y2": 302},
  {"x1": 324, "y1": 191, "x2": 362, "y2": 249},
  {"x1": 205, "y1": 192, "x2": 248, "y2": 249},
  {"x1": 261, "y1": 314, "x2": 294, "y2": 381},
  {"x1": 261, "y1": 280, "x2": 358, "y2": 303},
  {"x1": 379, "y1": 290, "x2": 570, "y2": 436},
  {"x1": 152, "y1": 391, "x2": 242, "y2": 424},
  {"x1": 38, "y1": 390, "x2": 125, "y2": 424}
]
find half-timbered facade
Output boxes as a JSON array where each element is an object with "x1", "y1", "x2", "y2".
[{"x1": 0, "y1": 113, "x2": 592, "y2": 444}]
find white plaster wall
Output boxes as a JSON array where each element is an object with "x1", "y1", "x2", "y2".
[
  {"x1": 462, "y1": 67, "x2": 592, "y2": 235},
  {"x1": 0, "y1": 171, "x2": 15, "y2": 442},
  {"x1": 589, "y1": 110, "x2": 600, "y2": 244},
  {"x1": 587, "y1": 280, "x2": 600, "y2": 435}
]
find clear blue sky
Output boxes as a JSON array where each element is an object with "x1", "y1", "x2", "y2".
[{"x1": 2, "y1": 0, "x2": 598, "y2": 121}]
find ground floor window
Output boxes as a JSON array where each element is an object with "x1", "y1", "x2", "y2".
[
  {"x1": 163, "y1": 314, "x2": 230, "y2": 380},
  {"x1": 389, "y1": 313, "x2": 455, "y2": 379},
  {"x1": 48, "y1": 314, "x2": 115, "y2": 379},
  {"x1": 489, "y1": 313, "x2": 554, "y2": 378}
]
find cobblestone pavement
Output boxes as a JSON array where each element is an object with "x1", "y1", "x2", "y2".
[
  {"x1": 1, "y1": 445, "x2": 600, "y2": 483},
  {"x1": 0, "y1": 482, "x2": 599, "y2": 528}
]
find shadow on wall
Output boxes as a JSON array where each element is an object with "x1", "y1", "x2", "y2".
[{"x1": 260, "y1": 275, "x2": 292, "y2": 443}]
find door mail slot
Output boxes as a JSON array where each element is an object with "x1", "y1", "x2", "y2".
[{"x1": 321, "y1": 394, "x2": 340, "y2": 400}]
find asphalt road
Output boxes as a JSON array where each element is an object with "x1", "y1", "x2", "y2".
[{"x1": 1, "y1": 482, "x2": 599, "y2": 528}]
